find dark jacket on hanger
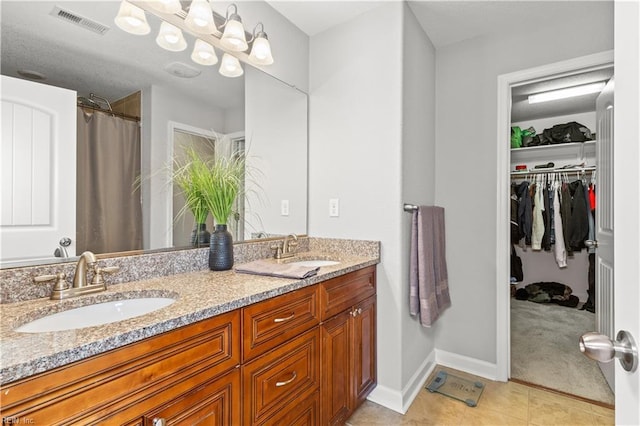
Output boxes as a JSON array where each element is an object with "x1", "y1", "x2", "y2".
[
  {"x1": 560, "y1": 183, "x2": 573, "y2": 255},
  {"x1": 516, "y1": 181, "x2": 532, "y2": 245},
  {"x1": 568, "y1": 180, "x2": 589, "y2": 250}
]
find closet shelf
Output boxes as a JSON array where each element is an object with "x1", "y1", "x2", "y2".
[{"x1": 511, "y1": 140, "x2": 596, "y2": 169}]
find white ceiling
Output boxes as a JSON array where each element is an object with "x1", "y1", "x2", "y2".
[
  {"x1": 1, "y1": 1, "x2": 613, "y2": 120},
  {"x1": 267, "y1": 0, "x2": 613, "y2": 49}
]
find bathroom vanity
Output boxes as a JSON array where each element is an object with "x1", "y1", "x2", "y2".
[{"x1": 0, "y1": 243, "x2": 378, "y2": 425}]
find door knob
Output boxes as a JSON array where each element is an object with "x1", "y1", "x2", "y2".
[
  {"x1": 585, "y1": 239, "x2": 598, "y2": 248},
  {"x1": 579, "y1": 330, "x2": 638, "y2": 372}
]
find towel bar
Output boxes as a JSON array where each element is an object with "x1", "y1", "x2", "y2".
[{"x1": 403, "y1": 203, "x2": 418, "y2": 212}]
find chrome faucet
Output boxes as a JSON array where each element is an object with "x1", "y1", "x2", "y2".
[
  {"x1": 271, "y1": 234, "x2": 299, "y2": 260},
  {"x1": 34, "y1": 251, "x2": 119, "y2": 300}
]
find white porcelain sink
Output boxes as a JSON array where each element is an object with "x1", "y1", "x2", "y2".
[
  {"x1": 288, "y1": 260, "x2": 340, "y2": 268},
  {"x1": 15, "y1": 298, "x2": 176, "y2": 333}
]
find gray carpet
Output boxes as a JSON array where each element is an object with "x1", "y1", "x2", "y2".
[{"x1": 511, "y1": 299, "x2": 614, "y2": 405}]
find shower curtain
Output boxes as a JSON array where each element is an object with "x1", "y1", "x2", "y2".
[{"x1": 76, "y1": 108, "x2": 142, "y2": 254}]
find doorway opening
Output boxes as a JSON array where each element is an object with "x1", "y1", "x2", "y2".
[{"x1": 496, "y1": 51, "x2": 614, "y2": 405}]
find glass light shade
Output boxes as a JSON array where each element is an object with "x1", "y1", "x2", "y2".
[
  {"x1": 248, "y1": 34, "x2": 274, "y2": 65},
  {"x1": 219, "y1": 53, "x2": 243, "y2": 78},
  {"x1": 156, "y1": 21, "x2": 187, "y2": 52},
  {"x1": 114, "y1": 1, "x2": 150, "y2": 35},
  {"x1": 220, "y1": 18, "x2": 248, "y2": 51},
  {"x1": 185, "y1": 0, "x2": 216, "y2": 34},
  {"x1": 147, "y1": 0, "x2": 182, "y2": 14},
  {"x1": 191, "y1": 39, "x2": 218, "y2": 66}
]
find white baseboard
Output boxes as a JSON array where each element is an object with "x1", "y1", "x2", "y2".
[
  {"x1": 435, "y1": 349, "x2": 499, "y2": 381},
  {"x1": 367, "y1": 350, "x2": 500, "y2": 414},
  {"x1": 366, "y1": 384, "x2": 404, "y2": 414},
  {"x1": 400, "y1": 351, "x2": 437, "y2": 413},
  {"x1": 366, "y1": 350, "x2": 437, "y2": 414}
]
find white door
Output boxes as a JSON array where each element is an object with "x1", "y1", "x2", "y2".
[
  {"x1": 594, "y1": 79, "x2": 615, "y2": 391},
  {"x1": 0, "y1": 76, "x2": 76, "y2": 263},
  {"x1": 613, "y1": 1, "x2": 640, "y2": 422},
  {"x1": 582, "y1": 3, "x2": 640, "y2": 422}
]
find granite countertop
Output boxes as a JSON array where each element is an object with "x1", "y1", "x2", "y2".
[{"x1": 0, "y1": 251, "x2": 378, "y2": 385}]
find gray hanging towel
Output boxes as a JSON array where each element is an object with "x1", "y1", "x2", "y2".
[{"x1": 410, "y1": 206, "x2": 451, "y2": 327}]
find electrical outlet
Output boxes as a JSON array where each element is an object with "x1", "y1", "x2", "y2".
[
  {"x1": 281, "y1": 200, "x2": 289, "y2": 216},
  {"x1": 329, "y1": 198, "x2": 339, "y2": 217}
]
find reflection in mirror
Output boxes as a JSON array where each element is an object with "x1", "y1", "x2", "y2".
[{"x1": 0, "y1": 1, "x2": 308, "y2": 268}]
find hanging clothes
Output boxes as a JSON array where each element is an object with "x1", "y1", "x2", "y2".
[
  {"x1": 567, "y1": 180, "x2": 589, "y2": 251},
  {"x1": 553, "y1": 181, "x2": 567, "y2": 268},
  {"x1": 516, "y1": 181, "x2": 532, "y2": 245},
  {"x1": 531, "y1": 181, "x2": 545, "y2": 250}
]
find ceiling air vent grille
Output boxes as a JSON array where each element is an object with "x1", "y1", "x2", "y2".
[{"x1": 50, "y1": 6, "x2": 110, "y2": 35}]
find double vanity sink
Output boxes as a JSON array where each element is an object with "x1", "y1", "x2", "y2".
[{"x1": 0, "y1": 247, "x2": 373, "y2": 385}]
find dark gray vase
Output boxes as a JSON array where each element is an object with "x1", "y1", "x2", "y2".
[
  {"x1": 209, "y1": 224, "x2": 233, "y2": 270},
  {"x1": 190, "y1": 223, "x2": 210, "y2": 247}
]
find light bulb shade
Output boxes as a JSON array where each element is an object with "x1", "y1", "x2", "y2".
[
  {"x1": 156, "y1": 21, "x2": 187, "y2": 51},
  {"x1": 248, "y1": 33, "x2": 274, "y2": 65},
  {"x1": 219, "y1": 53, "x2": 243, "y2": 78},
  {"x1": 220, "y1": 16, "x2": 248, "y2": 51},
  {"x1": 185, "y1": 0, "x2": 216, "y2": 34},
  {"x1": 147, "y1": 0, "x2": 182, "y2": 14},
  {"x1": 114, "y1": 1, "x2": 150, "y2": 35},
  {"x1": 191, "y1": 39, "x2": 218, "y2": 66}
]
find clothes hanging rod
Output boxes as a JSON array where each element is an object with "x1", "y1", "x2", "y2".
[
  {"x1": 403, "y1": 203, "x2": 419, "y2": 212},
  {"x1": 510, "y1": 166, "x2": 596, "y2": 176}
]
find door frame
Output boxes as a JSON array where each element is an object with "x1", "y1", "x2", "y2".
[{"x1": 495, "y1": 50, "x2": 615, "y2": 382}]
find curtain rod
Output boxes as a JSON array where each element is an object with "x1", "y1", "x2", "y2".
[{"x1": 77, "y1": 104, "x2": 140, "y2": 122}]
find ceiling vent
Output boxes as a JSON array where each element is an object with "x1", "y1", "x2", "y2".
[{"x1": 50, "y1": 6, "x2": 110, "y2": 35}]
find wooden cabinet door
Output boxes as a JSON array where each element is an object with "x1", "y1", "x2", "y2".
[
  {"x1": 320, "y1": 310, "x2": 352, "y2": 425},
  {"x1": 352, "y1": 296, "x2": 376, "y2": 406},
  {"x1": 142, "y1": 368, "x2": 241, "y2": 426}
]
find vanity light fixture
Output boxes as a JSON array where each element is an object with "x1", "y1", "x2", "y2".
[
  {"x1": 156, "y1": 21, "x2": 187, "y2": 51},
  {"x1": 220, "y1": 4, "x2": 248, "y2": 52},
  {"x1": 219, "y1": 53, "x2": 243, "y2": 77},
  {"x1": 191, "y1": 39, "x2": 218, "y2": 66},
  {"x1": 247, "y1": 23, "x2": 273, "y2": 66},
  {"x1": 528, "y1": 81, "x2": 607, "y2": 104},
  {"x1": 114, "y1": 0, "x2": 150, "y2": 35},
  {"x1": 184, "y1": 0, "x2": 216, "y2": 34},
  {"x1": 147, "y1": 0, "x2": 182, "y2": 15}
]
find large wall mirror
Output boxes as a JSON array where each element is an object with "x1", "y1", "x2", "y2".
[{"x1": 0, "y1": 1, "x2": 308, "y2": 268}]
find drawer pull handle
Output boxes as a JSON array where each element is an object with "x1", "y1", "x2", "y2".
[
  {"x1": 276, "y1": 371, "x2": 297, "y2": 387},
  {"x1": 273, "y1": 313, "x2": 295, "y2": 323}
]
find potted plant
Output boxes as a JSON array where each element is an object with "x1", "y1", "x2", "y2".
[
  {"x1": 173, "y1": 148, "x2": 212, "y2": 247},
  {"x1": 200, "y1": 153, "x2": 245, "y2": 270}
]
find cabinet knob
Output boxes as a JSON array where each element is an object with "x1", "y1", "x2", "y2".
[{"x1": 152, "y1": 418, "x2": 167, "y2": 426}]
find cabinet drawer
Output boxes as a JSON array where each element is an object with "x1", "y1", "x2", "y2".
[
  {"x1": 1, "y1": 310, "x2": 241, "y2": 425},
  {"x1": 258, "y1": 391, "x2": 319, "y2": 426},
  {"x1": 320, "y1": 266, "x2": 376, "y2": 320},
  {"x1": 242, "y1": 328, "x2": 320, "y2": 426},
  {"x1": 242, "y1": 285, "x2": 319, "y2": 361},
  {"x1": 142, "y1": 367, "x2": 241, "y2": 426}
]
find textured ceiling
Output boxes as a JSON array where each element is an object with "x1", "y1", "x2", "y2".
[
  {"x1": 1, "y1": 1, "x2": 614, "y2": 121},
  {"x1": 0, "y1": 1, "x2": 244, "y2": 108}
]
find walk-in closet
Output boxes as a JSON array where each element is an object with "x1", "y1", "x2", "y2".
[{"x1": 508, "y1": 65, "x2": 614, "y2": 406}]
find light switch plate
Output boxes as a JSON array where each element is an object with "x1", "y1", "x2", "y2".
[
  {"x1": 329, "y1": 198, "x2": 339, "y2": 217},
  {"x1": 281, "y1": 200, "x2": 289, "y2": 216}
]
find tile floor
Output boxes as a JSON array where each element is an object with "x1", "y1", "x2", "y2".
[{"x1": 347, "y1": 366, "x2": 614, "y2": 426}]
